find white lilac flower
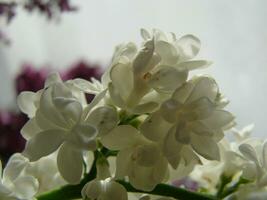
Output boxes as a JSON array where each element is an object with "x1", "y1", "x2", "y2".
[
  {"x1": 140, "y1": 29, "x2": 211, "y2": 93},
  {"x1": 20, "y1": 71, "x2": 118, "y2": 184},
  {"x1": 0, "y1": 154, "x2": 38, "y2": 200},
  {"x1": 101, "y1": 125, "x2": 169, "y2": 191},
  {"x1": 188, "y1": 140, "x2": 244, "y2": 193},
  {"x1": 82, "y1": 156, "x2": 128, "y2": 200},
  {"x1": 141, "y1": 76, "x2": 234, "y2": 170},
  {"x1": 22, "y1": 81, "x2": 97, "y2": 184},
  {"x1": 103, "y1": 29, "x2": 211, "y2": 114},
  {"x1": 239, "y1": 139, "x2": 267, "y2": 186},
  {"x1": 82, "y1": 177, "x2": 128, "y2": 200},
  {"x1": 232, "y1": 124, "x2": 254, "y2": 143},
  {"x1": 228, "y1": 139, "x2": 267, "y2": 200},
  {"x1": 184, "y1": 125, "x2": 253, "y2": 194},
  {"x1": 17, "y1": 72, "x2": 89, "y2": 118},
  {"x1": 24, "y1": 153, "x2": 66, "y2": 195},
  {"x1": 106, "y1": 39, "x2": 160, "y2": 114}
]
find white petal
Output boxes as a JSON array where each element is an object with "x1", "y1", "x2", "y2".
[
  {"x1": 133, "y1": 39, "x2": 154, "y2": 75},
  {"x1": 239, "y1": 143, "x2": 259, "y2": 164},
  {"x1": 148, "y1": 66, "x2": 188, "y2": 92},
  {"x1": 53, "y1": 97, "x2": 82, "y2": 124},
  {"x1": 163, "y1": 127, "x2": 183, "y2": 168},
  {"x1": 72, "y1": 78, "x2": 102, "y2": 94},
  {"x1": 115, "y1": 148, "x2": 133, "y2": 179},
  {"x1": 52, "y1": 82, "x2": 73, "y2": 99},
  {"x1": 242, "y1": 162, "x2": 257, "y2": 180},
  {"x1": 263, "y1": 140, "x2": 267, "y2": 169},
  {"x1": 175, "y1": 123, "x2": 191, "y2": 144},
  {"x1": 83, "y1": 89, "x2": 108, "y2": 117},
  {"x1": 108, "y1": 83, "x2": 126, "y2": 108},
  {"x1": 186, "y1": 77, "x2": 218, "y2": 104},
  {"x1": 110, "y1": 62, "x2": 133, "y2": 100},
  {"x1": 23, "y1": 130, "x2": 65, "y2": 161},
  {"x1": 169, "y1": 146, "x2": 200, "y2": 180},
  {"x1": 96, "y1": 158, "x2": 111, "y2": 180},
  {"x1": 141, "y1": 28, "x2": 151, "y2": 40},
  {"x1": 0, "y1": 183, "x2": 12, "y2": 198},
  {"x1": 187, "y1": 97, "x2": 215, "y2": 120},
  {"x1": 103, "y1": 180, "x2": 128, "y2": 200},
  {"x1": 172, "y1": 82, "x2": 194, "y2": 104},
  {"x1": 190, "y1": 121, "x2": 214, "y2": 137},
  {"x1": 191, "y1": 135, "x2": 220, "y2": 160},
  {"x1": 70, "y1": 123, "x2": 97, "y2": 150},
  {"x1": 86, "y1": 106, "x2": 119, "y2": 137},
  {"x1": 82, "y1": 180, "x2": 102, "y2": 199},
  {"x1": 101, "y1": 125, "x2": 140, "y2": 150},
  {"x1": 129, "y1": 160, "x2": 167, "y2": 191},
  {"x1": 132, "y1": 102, "x2": 158, "y2": 114},
  {"x1": 17, "y1": 91, "x2": 37, "y2": 117},
  {"x1": 39, "y1": 87, "x2": 68, "y2": 128},
  {"x1": 160, "y1": 99, "x2": 180, "y2": 123},
  {"x1": 57, "y1": 142, "x2": 83, "y2": 184},
  {"x1": 136, "y1": 143, "x2": 161, "y2": 167},
  {"x1": 12, "y1": 175, "x2": 39, "y2": 199},
  {"x1": 175, "y1": 60, "x2": 211, "y2": 71},
  {"x1": 202, "y1": 110, "x2": 235, "y2": 129},
  {"x1": 111, "y1": 42, "x2": 137, "y2": 64},
  {"x1": 155, "y1": 41, "x2": 178, "y2": 65},
  {"x1": 153, "y1": 29, "x2": 168, "y2": 41},
  {"x1": 152, "y1": 156, "x2": 169, "y2": 184},
  {"x1": 3, "y1": 154, "x2": 28, "y2": 182},
  {"x1": 44, "y1": 72, "x2": 62, "y2": 88},
  {"x1": 35, "y1": 108, "x2": 60, "y2": 130},
  {"x1": 21, "y1": 118, "x2": 41, "y2": 140},
  {"x1": 140, "y1": 112, "x2": 171, "y2": 141},
  {"x1": 259, "y1": 173, "x2": 267, "y2": 187},
  {"x1": 175, "y1": 34, "x2": 200, "y2": 60}
]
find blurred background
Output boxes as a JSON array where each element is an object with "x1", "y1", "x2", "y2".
[{"x1": 0, "y1": 0, "x2": 267, "y2": 160}]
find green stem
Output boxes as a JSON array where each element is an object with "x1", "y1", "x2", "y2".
[
  {"x1": 118, "y1": 180, "x2": 217, "y2": 200},
  {"x1": 37, "y1": 179, "x2": 216, "y2": 200},
  {"x1": 220, "y1": 177, "x2": 250, "y2": 198},
  {"x1": 216, "y1": 174, "x2": 232, "y2": 198}
]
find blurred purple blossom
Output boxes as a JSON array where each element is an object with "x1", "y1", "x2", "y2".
[
  {"x1": 0, "y1": 2, "x2": 16, "y2": 23},
  {"x1": 1, "y1": 0, "x2": 77, "y2": 45},
  {"x1": 15, "y1": 64, "x2": 49, "y2": 94},
  {"x1": 62, "y1": 61, "x2": 103, "y2": 81},
  {"x1": 0, "y1": 111, "x2": 27, "y2": 162},
  {"x1": 24, "y1": 0, "x2": 77, "y2": 19},
  {"x1": 62, "y1": 61, "x2": 103, "y2": 102}
]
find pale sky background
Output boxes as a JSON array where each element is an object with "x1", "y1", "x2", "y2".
[{"x1": 1, "y1": 0, "x2": 267, "y2": 137}]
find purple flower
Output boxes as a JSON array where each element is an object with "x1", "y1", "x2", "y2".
[
  {"x1": 0, "y1": 2, "x2": 16, "y2": 23},
  {"x1": 24, "y1": 0, "x2": 77, "y2": 19},
  {"x1": 62, "y1": 60, "x2": 103, "y2": 81},
  {"x1": 15, "y1": 64, "x2": 48, "y2": 95},
  {"x1": 62, "y1": 61, "x2": 103, "y2": 102},
  {"x1": 0, "y1": 111, "x2": 27, "y2": 162}
]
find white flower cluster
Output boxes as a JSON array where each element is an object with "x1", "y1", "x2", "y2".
[{"x1": 0, "y1": 28, "x2": 265, "y2": 200}]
